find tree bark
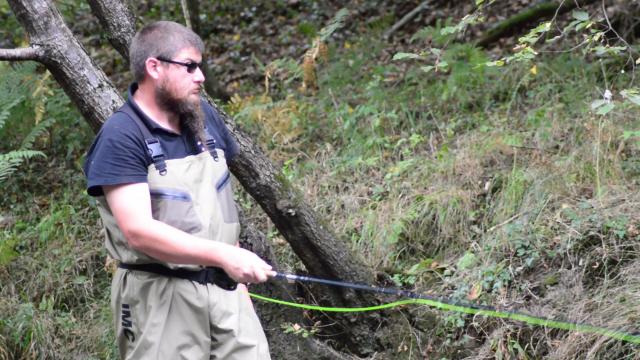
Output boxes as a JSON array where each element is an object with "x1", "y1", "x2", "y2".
[
  {"x1": 0, "y1": 46, "x2": 43, "y2": 61},
  {"x1": 6, "y1": 0, "x2": 383, "y2": 355},
  {"x1": 87, "y1": 0, "x2": 136, "y2": 61}
]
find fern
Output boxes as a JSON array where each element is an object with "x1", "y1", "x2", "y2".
[
  {"x1": 0, "y1": 96, "x2": 24, "y2": 131},
  {"x1": 21, "y1": 117, "x2": 56, "y2": 150},
  {"x1": 0, "y1": 63, "x2": 54, "y2": 184},
  {"x1": 318, "y1": 8, "x2": 349, "y2": 42},
  {"x1": 0, "y1": 150, "x2": 45, "y2": 182}
]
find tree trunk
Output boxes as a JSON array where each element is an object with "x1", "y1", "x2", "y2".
[{"x1": 6, "y1": 0, "x2": 384, "y2": 355}]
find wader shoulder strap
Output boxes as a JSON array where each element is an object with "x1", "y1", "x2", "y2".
[
  {"x1": 116, "y1": 106, "x2": 168, "y2": 176},
  {"x1": 203, "y1": 126, "x2": 219, "y2": 162}
]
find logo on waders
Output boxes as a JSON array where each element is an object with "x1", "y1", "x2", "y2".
[{"x1": 121, "y1": 303, "x2": 135, "y2": 342}]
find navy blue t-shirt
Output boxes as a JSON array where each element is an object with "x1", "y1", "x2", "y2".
[{"x1": 83, "y1": 84, "x2": 239, "y2": 197}]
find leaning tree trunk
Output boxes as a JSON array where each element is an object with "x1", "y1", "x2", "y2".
[{"x1": 4, "y1": 0, "x2": 386, "y2": 356}]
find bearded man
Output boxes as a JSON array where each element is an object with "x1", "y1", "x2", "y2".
[{"x1": 83, "y1": 21, "x2": 273, "y2": 359}]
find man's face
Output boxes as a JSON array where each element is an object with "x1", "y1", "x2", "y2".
[
  {"x1": 155, "y1": 46, "x2": 205, "y2": 112},
  {"x1": 154, "y1": 47, "x2": 206, "y2": 138}
]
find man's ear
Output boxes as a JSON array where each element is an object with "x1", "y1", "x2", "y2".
[{"x1": 144, "y1": 58, "x2": 163, "y2": 80}]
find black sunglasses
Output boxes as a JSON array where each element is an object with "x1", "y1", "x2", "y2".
[{"x1": 156, "y1": 57, "x2": 202, "y2": 73}]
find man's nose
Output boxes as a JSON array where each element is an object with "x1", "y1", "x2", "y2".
[{"x1": 193, "y1": 66, "x2": 205, "y2": 83}]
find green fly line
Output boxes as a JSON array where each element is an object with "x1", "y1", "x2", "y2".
[{"x1": 249, "y1": 273, "x2": 640, "y2": 345}]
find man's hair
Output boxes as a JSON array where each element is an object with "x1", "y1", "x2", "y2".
[{"x1": 129, "y1": 21, "x2": 204, "y2": 82}]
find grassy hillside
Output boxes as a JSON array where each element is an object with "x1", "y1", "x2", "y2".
[
  {"x1": 2, "y1": 7, "x2": 640, "y2": 360},
  {"x1": 228, "y1": 34, "x2": 640, "y2": 358}
]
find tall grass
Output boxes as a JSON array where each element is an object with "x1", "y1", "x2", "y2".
[{"x1": 230, "y1": 35, "x2": 640, "y2": 358}]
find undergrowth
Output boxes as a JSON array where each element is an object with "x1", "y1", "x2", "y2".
[
  {"x1": 0, "y1": 63, "x2": 113, "y2": 359},
  {"x1": 228, "y1": 33, "x2": 640, "y2": 358}
]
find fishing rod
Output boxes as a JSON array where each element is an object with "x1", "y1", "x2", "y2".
[
  {"x1": 247, "y1": 272, "x2": 640, "y2": 345},
  {"x1": 274, "y1": 272, "x2": 489, "y2": 306}
]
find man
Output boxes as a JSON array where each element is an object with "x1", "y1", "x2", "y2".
[{"x1": 83, "y1": 21, "x2": 273, "y2": 359}]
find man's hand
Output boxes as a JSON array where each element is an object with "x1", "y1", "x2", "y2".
[{"x1": 219, "y1": 246, "x2": 275, "y2": 284}]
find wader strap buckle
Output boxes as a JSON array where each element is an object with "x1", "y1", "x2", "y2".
[
  {"x1": 119, "y1": 263, "x2": 237, "y2": 291},
  {"x1": 116, "y1": 106, "x2": 168, "y2": 176},
  {"x1": 203, "y1": 126, "x2": 219, "y2": 162},
  {"x1": 144, "y1": 138, "x2": 167, "y2": 176}
]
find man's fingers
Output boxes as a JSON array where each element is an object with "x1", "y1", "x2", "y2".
[
  {"x1": 254, "y1": 266, "x2": 276, "y2": 283},
  {"x1": 225, "y1": 249, "x2": 275, "y2": 284}
]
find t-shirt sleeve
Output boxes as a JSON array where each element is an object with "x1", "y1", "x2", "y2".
[
  {"x1": 203, "y1": 102, "x2": 240, "y2": 162},
  {"x1": 83, "y1": 113, "x2": 149, "y2": 196}
]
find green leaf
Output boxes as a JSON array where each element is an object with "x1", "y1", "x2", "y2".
[
  {"x1": 596, "y1": 103, "x2": 614, "y2": 115},
  {"x1": 593, "y1": 45, "x2": 626, "y2": 57},
  {"x1": 392, "y1": 52, "x2": 422, "y2": 61},
  {"x1": 0, "y1": 150, "x2": 46, "y2": 183},
  {"x1": 621, "y1": 89, "x2": 640, "y2": 106},
  {"x1": 420, "y1": 65, "x2": 434, "y2": 73},
  {"x1": 563, "y1": 19, "x2": 581, "y2": 33},
  {"x1": 21, "y1": 117, "x2": 56, "y2": 150},
  {"x1": 572, "y1": 10, "x2": 589, "y2": 21},
  {"x1": 73, "y1": 276, "x2": 88, "y2": 285},
  {"x1": 590, "y1": 99, "x2": 607, "y2": 110},
  {"x1": 485, "y1": 60, "x2": 505, "y2": 67},
  {"x1": 0, "y1": 236, "x2": 19, "y2": 266},
  {"x1": 0, "y1": 96, "x2": 24, "y2": 131},
  {"x1": 457, "y1": 252, "x2": 477, "y2": 270},
  {"x1": 575, "y1": 21, "x2": 591, "y2": 32},
  {"x1": 440, "y1": 26, "x2": 458, "y2": 35},
  {"x1": 622, "y1": 130, "x2": 640, "y2": 140}
]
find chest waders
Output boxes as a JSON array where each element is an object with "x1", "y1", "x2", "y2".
[{"x1": 96, "y1": 106, "x2": 270, "y2": 360}]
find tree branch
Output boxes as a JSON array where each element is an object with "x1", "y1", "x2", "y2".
[
  {"x1": 180, "y1": 0, "x2": 192, "y2": 29},
  {"x1": 87, "y1": 0, "x2": 136, "y2": 60},
  {"x1": 384, "y1": 0, "x2": 433, "y2": 39},
  {"x1": 0, "y1": 46, "x2": 42, "y2": 61}
]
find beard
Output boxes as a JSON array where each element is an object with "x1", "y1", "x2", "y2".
[{"x1": 155, "y1": 80, "x2": 207, "y2": 146}]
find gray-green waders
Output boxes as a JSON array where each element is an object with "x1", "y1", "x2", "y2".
[{"x1": 97, "y1": 150, "x2": 270, "y2": 359}]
